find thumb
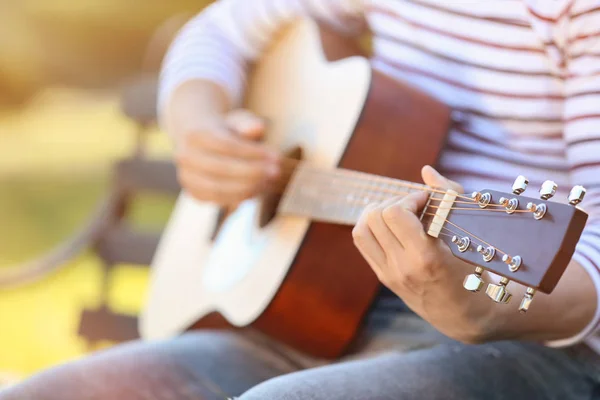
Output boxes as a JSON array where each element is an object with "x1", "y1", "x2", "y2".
[
  {"x1": 225, "y1": 109, "x2": 266, "y2": 141},
  {"x1": 421, "y1": 165, "x2": 463, "y2": 193}
]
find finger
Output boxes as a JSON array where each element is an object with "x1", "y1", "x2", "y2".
[
  {"x1": 381, "y1": 192, "x2": 432, "y2": 253},
  {"x1": 225, "y1": 109, "x2": 266, "y2": 141},
  {"x1": 176, "y1": 148, "x2": 279, "y2": 182},
  {"x1": 355, "y1": 244, "x2": 387, "y2": 283},
  {"x1": 421, "y1": 165, "x2": 463, "y2": 193},
  {"x1": 178, "y1": 170, "x2": 260, "y2": 204},
  {"x1": 365, "y1": 202, "x2": 404, "y2": 255},
  {"x1": 187, "y1": 126, "x2": 278, "y2": 163},
  {"x1": 353, "y1": 204, "x2": 387, "y2": 275}
]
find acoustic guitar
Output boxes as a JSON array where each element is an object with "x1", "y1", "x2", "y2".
[{"x1": 141, "y1": 20, "x2": 589, "y2": 359}]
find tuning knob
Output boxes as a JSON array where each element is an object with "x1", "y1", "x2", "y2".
[
  {"x1": 540, "y1": 180, "x2": 558, "y2": 200},
  {"x1": 502, "y1": 254, "x2": 522, "y2": 272},
  {"x1": 519, "y1": 288, "x2": 536, "y2": 313},
  {"x1": 512, "y1": 175, "x2": 529, "y2": 195},
  {"x1": 477, "y1": 245, "x2": 495, "y2": 262},
  {"x1": 463, "y1": 267, "x2": 485, "y2": 292},
  {"x1": 452, "y1": 235, "x2": 471, "y2": 252},
  {"x1": 486, "y1": 277, "x2": 512, "y2": 304},
  {"x1": 568, "y1": 185, "x2": 586, "y2": 206}
]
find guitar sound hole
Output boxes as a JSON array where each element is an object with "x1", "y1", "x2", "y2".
[{"x1": 258, "y1": 146, "x2": 303, "y2": 228}]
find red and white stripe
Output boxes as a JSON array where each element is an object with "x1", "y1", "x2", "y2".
[{"x1": 159, "y1": 0, "x2": 600, "y2": 352}]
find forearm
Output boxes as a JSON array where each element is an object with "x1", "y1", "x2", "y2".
[
  {"x1": 164, "y1": 79, "x2": 231, "y2": 145},
  {"x1": 158, "y1": 0, "x2": 366, "y2": 128},
  {"x1": 488, "y1": 260, "x2": 597, "y2": 342}
]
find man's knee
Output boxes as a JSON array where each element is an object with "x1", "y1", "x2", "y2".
[
  {"x1": 0, "y1": 332, "x2": 239, "y2": 400},
  {"x1": 240, "y1": 374, "x2": 307, "y2": 400}
]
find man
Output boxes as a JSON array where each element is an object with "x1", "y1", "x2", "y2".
[{"x1": 2, "y1": 0, "x2": 600, "y2": 398}]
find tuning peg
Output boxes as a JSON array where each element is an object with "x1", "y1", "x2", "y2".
[
  {"x1": 471, "y1": 191, "x2": 491, "y2": 208},
  {"x1": 519, "y1": 288, "x2": 536, "y2": 313},
  {"x1": 463, "y1": 267, "x2": 485, "y2": 292},
  {"x1": 486, "y1": 277, "x2": 512, "y2": 304},
  {"x1": 451, "y1": 235, "x2": 471, "y2": 252},
  {"x1": 499, "y1": 197, "x2": 518, "y2": 214},
  {"x1": 502, "y1": 254, "x2": 522, "y2": 272},
  {"x1": 512, "y1": 175, "x2": 529, "y2": 195},
  {"x1": 568, "y1": 185, "x2": 586, "y2": 206},
  {"x1": 477, "y1": 245, "x2": 495, "y2": 262},
  {"x1": 526, "y1": 202, "x2": 547, "y2": 220},
  {"x1": 540, "y1": 180, "x2": 557, "y2": 200}
]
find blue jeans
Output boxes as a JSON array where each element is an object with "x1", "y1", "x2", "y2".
[{"x1": 2, "y1": 300, "x2": 600, "y2": 399}]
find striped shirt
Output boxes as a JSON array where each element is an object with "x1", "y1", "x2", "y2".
[{"x1": 159, "y1": 0, "x2": 600, "y2": 352}]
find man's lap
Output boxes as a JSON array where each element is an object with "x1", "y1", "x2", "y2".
[
  {"x1": 0, "y1": 331, "x2": 298, "y2": 400},
  {"x1": 242, "y1": 341, "x2": 600, "y2": 400},
  {"x1": 2, "y1": 327, "x2": 599, "y2": 400}
]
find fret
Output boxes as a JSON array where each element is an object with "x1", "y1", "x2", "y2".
[{"x1": 279, "y1": 165, "x2": 432, "y2": 226}]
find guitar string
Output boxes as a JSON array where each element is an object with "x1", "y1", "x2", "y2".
[
  {"x1": 430, "y1": 225, "x2": 507, "y2": 261},
  {"x1": 277, "y1": 160, "x2": 477, "y2": 201},
  {"x1": 424, "y1": 212, "x2": 508, "y2": 256},
  {"x1": 274, "y1": 159, "x2": 526, "y2": 213},
  {"x1": 280, "y1": 160, "x2": 509, "y2": 207},
  {"x1": 282, "y1": 192, "x2": 512, "y2": 257},
  {"x1": 428, "y1": 221, "x2": 484, "y2": 248},
  {"x1": 278, "y1": 158, "x2": 480, "y2": 202},
  {"x1": 274, "y1": 177, "x2": 533, "y2": 214},
  {"x1": 272, "y1": 163, "x2": 502, "y2": 207}
]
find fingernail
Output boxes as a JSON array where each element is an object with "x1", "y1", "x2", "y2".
[{"x1": 249, "y1": 120, "x2": 265, "y2": 133}]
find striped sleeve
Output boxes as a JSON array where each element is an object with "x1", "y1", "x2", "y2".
[
  {"x1": 551, "y1": 0, "x2": 600, "y2": 347},
  {"x1": 158, "y1": 0, "x2": 366, "y2": 119}
]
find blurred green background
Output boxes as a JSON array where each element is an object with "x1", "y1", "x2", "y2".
[{"x1": 0, "y1": 0, "x2": 212, "y2": 380}]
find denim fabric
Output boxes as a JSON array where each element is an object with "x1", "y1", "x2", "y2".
[
  {"x1": 2, "y1": 291, "x2": 599, "y2": 400},
  {"x1": 241, "y1": 341, "x2": 600, "y2": 400}
]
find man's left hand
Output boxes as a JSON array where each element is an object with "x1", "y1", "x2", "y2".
[{"x1": 352, "y1": 165, "x2": 499, "y2": 343}]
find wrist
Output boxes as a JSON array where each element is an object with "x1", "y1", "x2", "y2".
[{"x1": 165, "y1": 79, "x2": 231, "y2": 143}]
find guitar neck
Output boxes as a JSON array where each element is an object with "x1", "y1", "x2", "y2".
[{"x1": 278, "y1": 164, "x2": 433, "y2": 225}]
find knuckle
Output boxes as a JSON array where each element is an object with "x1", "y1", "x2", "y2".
[
  {"x1": 177, "y1": 153, "x2": 201, "y2": 171},
  {"x1": 379, "y1": 276, "x2": 392, "y2": 288},
  {"x1": 173, "y1": 151, "x2": 188, "y2": 166},
  {"x1": 351, "y1": 227, "x2": 361, "y2": 241},
  {"x1": 352, "y1": 223, "x2": 368, "y2": 241},
  {"x1": 398, "y1": 270, "x2": 419, "y2": 289},
  {"x1": 187, "y1": 186, "x2": 211, "y2": 202},
  {"x1": 416, "y1": 250, "x2": 437, "y2": 269},
  {"x1": 240, "y1": 185, "x2": 257, "y2": 200},
  {"x1": 366, "y1": 207, "x2": 381, "y2": 225},
  {"x1": 381, "y1": 205, "x2": 401, "y2": 223},
  {"x1": 248, "y1": 164, "x2": 268, "y2": 180},
  {"x1": 176, "y1": 170, "x2": 191, "y2": 188},
  {"x1": 186, "y1": 130, "x2": 211, "y2": 148},
  {"x1": 181, "y1": 131, "x2": 196, "y2": 148}
]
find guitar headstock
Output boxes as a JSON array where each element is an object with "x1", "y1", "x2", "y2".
[{"x1": 424, "y1": 176, "x2": 588, "y2": 312}]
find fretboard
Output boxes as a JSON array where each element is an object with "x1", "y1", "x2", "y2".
[{"x1": 278, "y1": 164, "x2": 431, "y2": 225}]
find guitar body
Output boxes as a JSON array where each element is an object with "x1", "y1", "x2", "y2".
[{"x1": 141, "y1": 20, "x2": 451, "y2": 359}]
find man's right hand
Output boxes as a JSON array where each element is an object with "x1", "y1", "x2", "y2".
[{"x1": 174, "y1": 109, "x2": 281, "y2": 206}]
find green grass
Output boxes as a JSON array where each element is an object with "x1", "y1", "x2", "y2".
[
  {"x1": 0, "y1": 172, "x2": 176, "y2": 268},
  {"x1": 0, "y1": 86, "x2": 176, "y2": 375},
  {"x1": 0, "y1": 174, "x2": 107, "y2": 267}
]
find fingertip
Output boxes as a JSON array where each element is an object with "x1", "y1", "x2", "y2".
[
  {"x1": 227, "y1": 110, "x2": 266, "y2": 139},
  {"x1": 422, "y1": 165, "x2": 447, "y2": 188},
  {"x1": 422, "y1": 165, "x2": 435, "y2": 175},
  {"x1": 421, "y1": 164, "x2": 439, "y2": 180},
  {"x1": 241, "y1": 120, "x2": 266, "y2": 139}
]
